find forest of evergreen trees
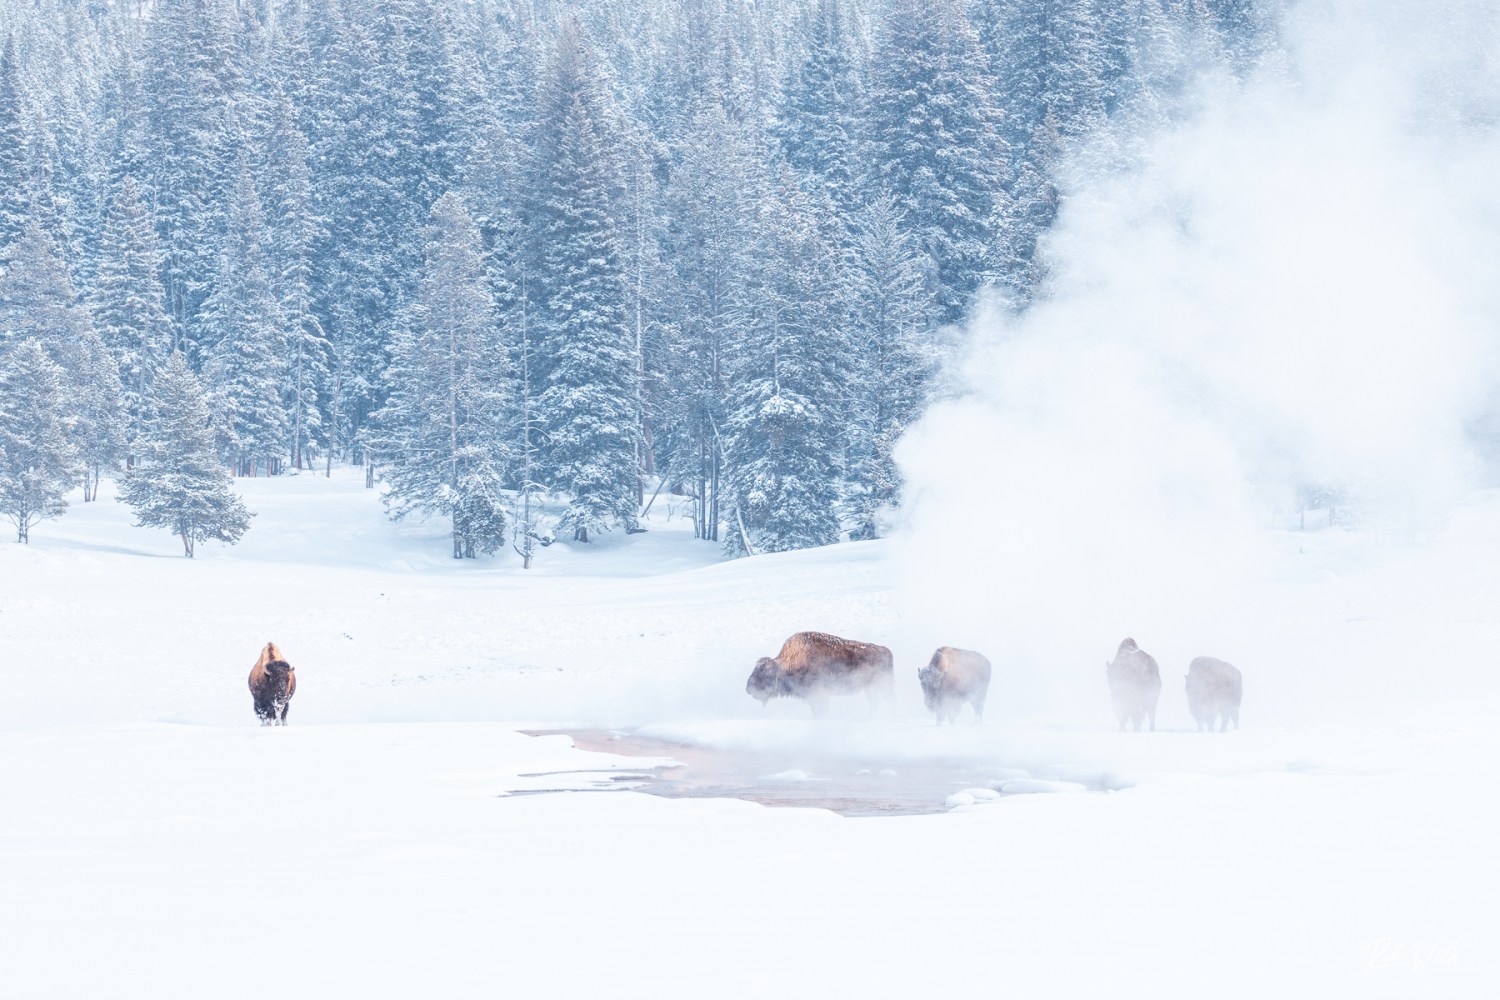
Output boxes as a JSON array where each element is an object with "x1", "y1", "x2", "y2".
[{"x1": 0, "y1": 0, "x2": 1274, "y2": 558}]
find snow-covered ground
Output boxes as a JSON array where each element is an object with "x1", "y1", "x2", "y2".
[{"x1": 2, "y1": 471, "x2": 1495, "y2": 997}]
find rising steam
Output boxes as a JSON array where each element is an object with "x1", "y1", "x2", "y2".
[{"x1": 891, "y1": 0, "x2": 1500, "y2": 725}]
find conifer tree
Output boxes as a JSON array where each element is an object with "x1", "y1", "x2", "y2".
[
  {"x1": 143, "y1": 0, "x2": 248, "y2": 334},
  {"x1": 310, "y1": 8, "x2": 410, "y2": 459},
  {"x1": 866, "y1": 0, "x2": 1008, "y2": 324},
  {"x1": 985, "y1": 0, "x2": 1108, "y2": 156},
  {"x1": 778, "y1": 0, "x2": 865, "y2": 214},
  {"x1": 656, "y1": 93, "x2": 765, "y2": 544},
  {"x1": 71, "y1": 326, "x2": 128, "y2": 502},
  {"x1": 722, "y1": 169, "x2": 849, "y2": 555},
  {"x1": 0, "y1": 221, "x2": 89, "y2": 346},
  {"x1": 843, "y1": 194, "x2": 937, "y2": 538},
  {"x1": 92, "y1": 175, "x2": 173, "y2": 461},
  {"x1": 118, "y1": 352, "x2": 253, "y2": 557},
  {"x1": 0, "y1": 36, "x2": 29, "y2": 255},
  {"x1": 371, "y1": 192, "x2": 510, "y2": 559},
  {"x1": 0, "y1": 220, "x2": 127, "y2": 498},
  {"x1": 0, "y1": 339, "x2": 79, "y2": 542},
  {"x1": 198, "y1": 159, "x2": 287, "y2": 475},
  {"x1": 264, "y1": 89, "x2": 327, "y2": 471},
  {"x1": 529, "y1": 20, "x2": 640, "y2": 542}
]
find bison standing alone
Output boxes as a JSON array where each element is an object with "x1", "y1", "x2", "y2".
[
  {"x1": 248, "y1": 641, "x2": 296, "y2": 726},
  {"x1": 1106, "y1": 637, "x2": 1161, "y2": 732},
  {"x1": 1186, "y1": 656, "x2": 1242, "y2": 731},
  {"x1": 918, "y1": 647, "x2": 992, "y2": 725},
  {"x1": 746, "y1": 631, "x2": 894, "y2": 717}
]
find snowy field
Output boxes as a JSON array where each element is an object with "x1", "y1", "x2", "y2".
[{"x1": 2, "y1": 470, "x2": 1496, "y2": 998}]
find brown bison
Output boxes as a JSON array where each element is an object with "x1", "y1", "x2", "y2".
[
  {"x1": 1186, "y1": 656, "x2": 1242, "y2": 731},
  {"x1": 746, "y1": 631, "x2": 894, "y2": 717},
  {"x1": 1106, "y1": 637, "x2": 1161, "y2": 732},
  {"x1": 918, "y1": 647, "x2": 992, "y2": 725},
  {"x1": 248, "y1": 641, "x2": 296, "y2": 726}
]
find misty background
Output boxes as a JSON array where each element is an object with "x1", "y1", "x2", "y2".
[{"x1": 893, "y1": 0, "x2": 1500, "y2": 729}]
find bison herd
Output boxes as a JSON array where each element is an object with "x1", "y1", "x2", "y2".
[
  {"x1": 245, "y1": 633, "x2": 1242, "y2": 732},
  {"x1": 747, "y1": 631, "x2": 1243, "y2": 731}
]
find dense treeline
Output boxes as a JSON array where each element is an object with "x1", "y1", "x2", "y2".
[{"x1": 0, "y1": 0, "x2": 1273, "y2": 557}]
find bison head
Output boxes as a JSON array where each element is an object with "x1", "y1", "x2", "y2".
[
  {"x1": 263, "y1": 659, "x2": 294, "y2": 690},
  {"x1": 917, "y1": 665, "x2": 941, "y2": 711},
  {"x1": 746, "y1": 657, "x2": 782, "y2": 704}
]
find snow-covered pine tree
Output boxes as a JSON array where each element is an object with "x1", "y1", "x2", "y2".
[
  {"x1": 308, "y1": 5, "x2": 412, "y2": 463},
  {"x1": 0, "y1": 339, "x2": 79, "y2": 542},
  {"x1": 722, "y1": 167, "x2": 849, "y2": 556},
  {"x1": 20, "y1": 102, "x2": 73, "y2": 260},
  {"x1": 865, "y1": 0, "x2": 1009, "y2": 326},
  {"x1": 985, "y1": 0, "x2": 1108, "y2": 157},
  {"x1": 263, "y1": 88, "x2": 328, "y2": 471},
  {"x1": 70, "y1": 326, "x2": 128, "y2": 502},
  {"x1": 777, "y1": 0, "x2": 866, "y2": 215},
  {"x1": 197, "y1": 158, "x2": 288, "y2": 476},
  {"x1": 0, "y1": 219, "x2": 125, "y2": 500},
  {"x1": 843, "y1": 193, "x2": 938, "y2": 539},
  {"x1": 656, "y1": 92, "x2": 766, "y2": 544},
  {"x1": 117, "y1": 351, "x2": 253, "y2": 557},
  {"x1": 0, "y1": 36, "x2": 29, "y2": 256},
  {"x1": 92, "y1": 175, "x2": 173, "y2": 464},
  {"x1": 370, "y1": 191, "x2": 510, "y2": 559},
  {"x1": 529, "y1": 20, "x2": 640, "y2": 543},
  {"x1": 142, "y1": 0, "x2": 248, "y2": 335},
  {"x1": 0, "y1": 221, "x2": 85, "y2": 354}
]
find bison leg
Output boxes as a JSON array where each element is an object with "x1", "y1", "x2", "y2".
[
  {"x1": 278, "y1": 702, "x2": 290, "y2": 726},
  {"x1": 808, "y1": 696, "x2": 830, "y2": 719},
  {"x1": 971, "y1": 692, "x2": 986, "y2": 725}
]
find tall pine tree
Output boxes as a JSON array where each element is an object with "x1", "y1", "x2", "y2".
[
  {"x1": 723, "y1": 169, "x2": 849, "y2": 555},
  {"x1": 866, "y1": 0, "x2": 1008, "y2": 324},
  {"x1": 92, "y1": 175, "x2": 173, "y2": 462},
  {"x1": 0, "y1": 339, "x2": 79, "y2": 542},
  {"x1": 371, "y1": 192, "x2": 510, "y2": 559},
  {"x1": 198, "y1": 159, "x2": 287, "y2": 475},
  {"x1": 118, "y1": 351, "x2": 253, "y2": 557},
  {"x1": 264, "y1": 88, "x2": 327, "y2": 471},
  {"x1": 529, "y1": 20, "x2": 640, "y2": 542}
]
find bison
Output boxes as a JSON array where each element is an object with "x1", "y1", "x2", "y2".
[
  {"x1": 1106, "y1": 637, "x2": 1161, "y2": 732},
  {"x1": 746, "y1": 631, "x2": 894, "y2": 717},
  {"x1": 1185, "y1": 656, "x2": 1242, "y2": 731},
  {"x1": 248, "y1": 641, "x2": 296, "y2": 726},
  {"x1": 918, "y1": 647, "x2": 992, "y2": 725}
]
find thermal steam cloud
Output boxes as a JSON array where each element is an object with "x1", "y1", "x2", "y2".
[{"x1": 890, "y1": 0, "x2": 1500, "y2": 722}]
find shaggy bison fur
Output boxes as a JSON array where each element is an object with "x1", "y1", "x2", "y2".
[
  {"x1": 248, "y1": 641, "x2": 296, "y2": 726},
  {"x1": 746, "y1": 631, "x2": 894, "y2": 717},
  {"x1": 1186, "y1": 656, "x2": 1242, "y2": 731},
  {"x1": 1106, "y1": 638, "x2": 1161, "y2": 732},
  {"x1": 918, "y1": 647, "x2": 992, "y2": 725}
]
